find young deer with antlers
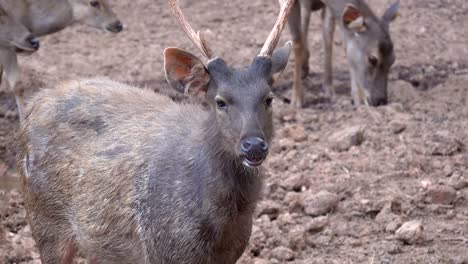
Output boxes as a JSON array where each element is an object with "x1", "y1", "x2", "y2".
[
  {"x1": 19, "y1": 0, "x2": 294, "y2": 263},
  {"x1": 287, "y1": 0, "x2": 399, "y2": 107},
  {"x1": 0, "y1": 0, "x2": 123, "y2": 121}
]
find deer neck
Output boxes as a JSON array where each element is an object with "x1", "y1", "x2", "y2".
[{"x1": 199, "y1": 114, "x2": 263, "y2": 215}]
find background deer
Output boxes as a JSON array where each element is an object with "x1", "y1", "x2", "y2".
[
  {"x1": 0, "y1": 0, "x2": 123, "y2": 121},
  {"x1": 287, "y1": 0, "x2": 399, "y2": 107},
  {"x1": 0, "y1": 5, "x2": 40, "y2": 118},
  {"x1": 18, "y1": 0, "x2": 294, "y2": 263}
]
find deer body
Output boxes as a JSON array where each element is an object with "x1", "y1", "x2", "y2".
[
  {"x1": 20, "y1": 79, "x2": 261, "y2": 263},
  {"x1": 287, "y1": 0, "x2": 399, "y2": 107},
  {"x1": 0, "y1": 0, "x2": 122, "y2": 121},
  {"x1": 20, "y1": 1, "x2": 294, "y2": 262}
]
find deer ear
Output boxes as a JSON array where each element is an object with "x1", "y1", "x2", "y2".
[
  {"x1": 164, "y1": 48, "x2": 211, "y2": 95},
  {"x1": 270, "y1": 41, "x2": 292, "y2": 76},
  {"x1": 342, "y1": 4, "x2": 366, "y2": 33},
  {"x1": 382, "y1": 0, "x2": 400, "y2": 26}
]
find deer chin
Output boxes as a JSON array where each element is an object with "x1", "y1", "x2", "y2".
[
  {"x1": 13, "y1": 43, "x2": 37, "y2": 53},
  {"x1": 242, "y1": 156, "x2": 265, "y2": 168}
]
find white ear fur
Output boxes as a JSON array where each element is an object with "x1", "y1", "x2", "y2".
[
  {"x1": 347, "y1": 16, "x2": 366, "y2": 32},
  {"x1": 343, "y1": 4, "x2": 367, "y2": 33}
]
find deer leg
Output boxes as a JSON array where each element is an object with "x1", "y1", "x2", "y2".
[
  {"x1": 350, "y1": 70, "x2": 363, "y2": 106},
  {"x1": 34, "y1": 231, "x2": 78, "y2": 264},
  {"x1": 0, "y1": 49, "x2": 24, "y2": 121},
  {"x1": 299, "y1": 0, "x2": 312, "y2": 79},
  {"x1": 288, "y1": 0, "x2": 304, "y2": 108},
  {"x1": 322, "y1": 7, "x2": 336, "y2": 100},
  {"x1": 40, "y1": 238, "x2": 77, "y2": 264},
  {"x1": 0, "y1": 65, "x2": 3, "y2": 85},
  {"x1": 88, "y1": 256, "x2": 100, "y2": 264},
  {"x1": 28, "y1": 210, "x2": 78, "y2": 264}
]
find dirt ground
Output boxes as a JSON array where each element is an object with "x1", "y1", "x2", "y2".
[{"x1": 0, "y1": 0, "x2": 467, "y2": 263}]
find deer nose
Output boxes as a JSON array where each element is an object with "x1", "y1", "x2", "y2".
[
  {"x1": 241, "y1": 137, "x2": 268, "y2": 153},
  {"x1": 107, "y1": 21, "x2": 123, "y2": 33},
  {"x1": 240, "y1": 137, "x2": 269, "y2": 166},
  {"x1": 27, "y1": 36, "x2": 40, "y2": 50}
]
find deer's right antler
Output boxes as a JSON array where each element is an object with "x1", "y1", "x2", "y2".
[
  {"x1": 259, "y1": 0, "x2": 295, "y2": 57},
  {"x1": 168, "y1": 0, "x2": 214, "y2": 59}
]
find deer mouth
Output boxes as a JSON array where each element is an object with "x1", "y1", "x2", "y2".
[
  {"x1": 13, "y1": 39, "x2": 40, "y2": 53},
  {"x1": 15, "y1": 46, "x2": 37, "y2": 53},
  {"x1": 242, "y1": 156, "x2": 265, "y2": 168}
]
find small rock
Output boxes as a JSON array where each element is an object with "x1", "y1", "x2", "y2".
[
  {"x1": 395, "y1": 220, "x2": 424, "y2": 244},
  {"x1": 253, "y1": 258, "x2": 269, "y2": 264},
  {"x1": 280, "y1": 174, "x2": 310, "y2": 192},
  {"x1": 385, "y1": 217, "x2": 403, "y2": 233},
  {"x1": 328, "y1": 126, "x2": 365, "y2": 152},
  {"x1": 387, "y1": 242, "x2": 402, "y2": 254},
  {"x1": 284, "y1": 192, "x2": 304, "y2": 213},
  {"x1": 285, "y1": 125, "x2": 307, "y2": 142},
  {"x1": 287, "y1": 226, "x2": 306, "y2": 251},
  {"x1": 270, "y1": 246, "x2": 295, "y2": 261},
  {"x1": 421, "y1": 131, "x2": 462, "y2": 156},
  {"x1": 421, "y1": 180, "x2": 433, "y2": 189},
  {"x1": 425, "y1": 185, "x2": 457, "y2": 205},
  {"x1": 304, "y1": 191, "x2": 339, "y2": 217},
  {"x1": 276, "y1": 213, "x2": 294, "y2": 226},
  {"x1": 274, "y1": 138, "x2": 295, "y2": 153},
  {"x1": 279, "y1": 108, "x2": 297, "y2": 122},
  {"x1": 256, "y1": 201, "x2": 281, "y2": 220},
  {"x1": 389, "y1": 121, "x2": 406, "y2": 134},
  {"x1": 306, "y1": 216, "x2": 329, "y2": 233},
  {"x1": 375, "y1": 199, "x2": 403, "y2": 224},
  {"x1": 449, "y1": 177, "x2": 468, "y2": 190}
]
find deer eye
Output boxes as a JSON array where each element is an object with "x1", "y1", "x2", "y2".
[
  {"x1": 90, "y1": 1, "x2": 100, "y2": 8},
  {"x1": 265, "y1": 96, "x2": 274, "y2": 107},
  {"x1": 215, "y1": 97, "x2": 228, "y2": 110},
  {"x1": 369, "y1": 55, "x2": 379, "y2": 67}
]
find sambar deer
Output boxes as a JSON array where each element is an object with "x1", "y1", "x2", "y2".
[
  {"x1": 0, "y1": 5, "x2": 39, "y2": 113},
  {"x1": 0, "y1": 0, "x2": 123, "y2": 121},
  {"x1": 19, "y1": 0, "x2": 294, "y2": 263},
  {"x1": 287, "y1": 0, "x2": 399, "y2": 107}
]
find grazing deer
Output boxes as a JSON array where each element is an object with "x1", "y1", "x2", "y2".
[
  {"x1": 0, "y1": 5, "x2": 38, "y2": 53},
  {"x1": 287, "y1": 0, "x2": 399, "y2": 107},
  {"x1": 0, "y1": 0, "x2": 123, "y2": 121},
  {"x1": 18, "y1": 0, "x2": 294, "y2": 263},
  {"x1": 0, "y1": 5, "x2": 39, "y2": 118}
]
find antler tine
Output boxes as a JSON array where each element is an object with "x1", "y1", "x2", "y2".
[
  {"x1": 168, "y1": 0, "x2": 214, "y2": 59},
  {"x1": 259, "y1": 0, "x2": 295, "y2": 57}
]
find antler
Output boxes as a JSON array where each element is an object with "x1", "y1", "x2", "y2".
[
  {"x1": 168, "y1": 0, "x2": 214, "y2": 59},
  {"x1": 259, "y1": 0, "x2": 295, "y2": 57}
]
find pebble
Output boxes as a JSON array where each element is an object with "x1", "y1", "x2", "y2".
[
  {"x1": 328, "y1": 125, "x2": 365, "y2": 152},
  {"x1": 425, "y1": 185, "x2": 457, "y2": 205},
  {"x1": 304, "y1": 190, "x2": 339, "y2": 217},
  {"x1": 395, "y1": 220, "x2": 424, "y2": 244}
]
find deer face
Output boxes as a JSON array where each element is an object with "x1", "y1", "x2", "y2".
[
  {"x1": 164, "y1": 43, "x2": 291, "y2": 167},
  {"x1": 0, "y1": 7, "x2": 39, "y2": 52},
  {"x1": 69, "y1": 0, "x2": 123, "y2": 33},
  {"x1": 341, "y1": 1, "x2": 399, "y2": 106}
]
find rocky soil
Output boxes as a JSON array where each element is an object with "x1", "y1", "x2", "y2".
[{"x1": 0, "y1": 0, "x2": 467, "y2": 263}]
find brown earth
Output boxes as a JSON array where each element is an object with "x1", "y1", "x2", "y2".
[{"x1": 1, "y1": 0, "x2": 468, "y2": 263}]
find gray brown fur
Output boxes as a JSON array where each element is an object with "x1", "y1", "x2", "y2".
[
  {"x1": 287, "y1": 0, "x2": 399, "y2": 107},
  {"x1": 19, "y1": 39, "x2": 291, "y2": 263},
  {"x1": 19, "y1": 79, "x2": 259, "y2": 263}
]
